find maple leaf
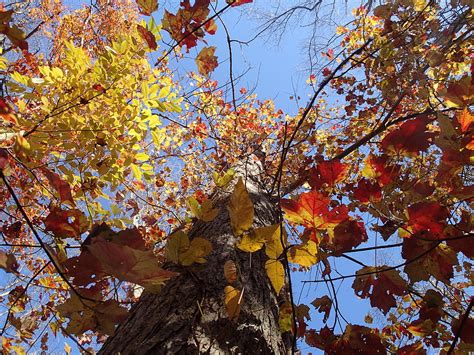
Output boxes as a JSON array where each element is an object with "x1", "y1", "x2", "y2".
[
  {"x1": 308, "y1": 159, "x2": 349, "y2": 191},
  {"x1": 402, "y1": 238, "x2": 458, "y2": 283},
  {"x1": 406, "y1": 201, "x2": 448, "y2": 239},
  {"x1": 458, "y1": 107, "x2": 473, "y2": 133},
  {"x1": 352, "y1": 267, "x2": 407, "y2": 314},
  {"x1": 321, "y1": 219, "x2": 368, "y2": 255},
  {"x1": 381, "y1": 116, "x2": 436, "y2": 155},
  {"x1": 281, "y1": 190, "x2": 348, "y2": 232},
  {"x1": 44, "y1": 207, "x2": 89, "y2": 238},
  {"x1": 135, "y1": 0, "x2": 158, "y2": 16},
  {"x1": 362, "y1": 155, "x2": 398, "y2": 187},
  {"x1": 311, "y1": 295, "x2": 332, "y2": 323},
  {"x1": 451, "y1": 314, "x2": 474, "y2": 345},
  {"x1": 41, "y1": 168, "x2": 75, "y2": 206},
  {"x1": 195, "y1": 46, "x2": 218, "y2": 77},
  {"x1": 88, "y1": 236, "x2": 177, "y2": 291},
  {"x1": 137, "y1": 24, "x2": 157, "y2": 50},
  {"x1": 353, "y1": 178, "x2": 382, "y2": 203}
]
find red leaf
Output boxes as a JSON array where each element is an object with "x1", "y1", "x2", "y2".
[
  {"x1": 44, "y1": 207, "x2": 88, "y2": 238},
  {"x1": 281, "y1": 190, "x2": 348, "y2": 232},
  {"x1": 0, "y1": 98, "x2": 17, "y2": 125},
  {"x1": 308, "y1": 159, "x2": 348, "y2": 191},
  {"x1": 0, "y1": 148, "x2": 9, "y2": 170},
  {"x1": 137, "y1": 24, "x2": 157, "y2": 50},
  {"x1": 204, "y1": 19, "x2": 217, "y2": 34},
  {"x1": 41, "y1": 168, "x2": 75, "y2": 205},
  {"x1": 458, "y1": 108, "x2": 473, "y2": 133},
  {"x1": 381, "y1": 116, "x2": 436, "y2": 155},
  {"x1": 321, "y1": 219, "x2": 368, "y2": 255},
  {"x1": 452, "y1": 313, "x2": 474, "y2": 345},
  {"x1": 353, "y1": 178, "x2": 382, "y2": 203},
  {"x1": 352, "y1": 267, "x2": 407, "y2": 314},
  {"x1": 407, "y1": 201, "x2": 448, "y2": 239}
]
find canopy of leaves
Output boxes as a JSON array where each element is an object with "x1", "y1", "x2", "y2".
[{"x1": 0, "y1": 0, "x2": 472, "y2": 353}]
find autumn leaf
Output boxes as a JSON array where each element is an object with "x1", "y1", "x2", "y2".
[
  {"x1": 195, "y1": 46, "x2": 218, "y2": 77},
  {"x1": 265, "y1": 259, "x2": 285, "y2": 294},
  {"x1": 402, "y1": 237, "x2": 458, "y2": 283},
  {"x1": 352, "y1": 267, "x2": 407, "y2": 314},
  {"x1": 353, "y1": 179, "x2": 382, "y2": 203},
  {"x1": 287, "y1": 241, "x2": 318, "y2": 267},
  {"x1": 188, "y1": 196, "x2": 219, "y2": 222},
  {"x1": 0, "y1": 250, "x2": 18, "y2": 273},
  {"x1": 236, "y1": 224, "x2": 278, "y2": 253},
  {"x1": 223, "y1": 260, "x2": 237, "y2": 283},
  {"x1": 44, "y1": 207, "x2": 89, "y2": 238},
  {"x1": 406, "y1": 201, "x2": 448, "y2": 239},
  {"x1": 311, "y1": 295, "x2": 332, "y2": 323},
  {"x1": 458, "y1": 108, "x2": 473, "y2": 133},
  {"x1": 41, "y1": 168, "x2": 75, "y2": 206},
  {"x1": 0, "y1": 98, "x2": 17, "y2": 125},
  {"x1": 88, "y1": 239, "x2": 177, "y2": 291},
  {"x1": 165, "y1": 231, "x2": 213, "y2": 266},
  {"x1": 228, "y1": 178, "x2": 254, "y2": 235},
  {"x1": 224, "y1": 285, "x2": 242, "y2": 320},
  {"x1": 321, "y1": 219, "x2": 368, "y2": 255},
  {"x1": 137, "y1": 24, "x2": 157, "y2": 50},
  {"x1": 308, "y1": 159, "x2": 349, "y2": 191},
  {"x1": 281, "y1": 190, "x2": 348, "y2": 232},
  {"x1": 381, "y1": 116, "x2": 436, "y2": 155},
  {"x1": 135, "y1": 0, "x2": 158, "y2": 16}
]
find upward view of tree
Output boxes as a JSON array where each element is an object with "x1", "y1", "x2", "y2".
[{"x1": 0, "y1": 0, "x2": 472, "y2": 353}]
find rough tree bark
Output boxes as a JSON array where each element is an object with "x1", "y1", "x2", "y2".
[{"x1": 99, "y1": 159, "x2": 291, "y2": 354}]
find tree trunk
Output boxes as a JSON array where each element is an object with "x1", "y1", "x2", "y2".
[{"x1": 99, "y1": 160, "x2": 291, "y2": 354}]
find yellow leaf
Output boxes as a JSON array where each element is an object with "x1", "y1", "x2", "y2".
[
  {"x1": 265, "y1": 259, "x2": 285, "y2": 295},
  {"x1": 134, "y1": 152, "x2": 149, "y2": 161},
  {"x1": 228, "y1": 178, "x2": 254, "y2": 235},
  {"x1": 188, "y1": 197, "x2": 219, "y2": 222},
  {"x1": 213, "y1": 168, "x2": 235, "y2": 187},
  {"x1": 236, "y1": 224, "x2": 279, "y2": 253},
  {"x1": 200, "y1": 199, "x2": 219, "y2": 222},
  {"x1": 64, "y1": 343, "x2": 71, "y2": 355},
  {"x1": 224, "y1": 285, "x2": 242, "y2": 320},
  {"x1": 165, "y1": 231, "x2": 190, "y2": 264},
  {"x1": 287, "y1": 241, "x2": 318, "y2": 267},
  {"x1": 180, "y1": 237, "x2": 212, "y2": 266},
  {"x1": 130, "y1": 163, "x2": 142, "y2": 181},
  {"x1": 265, "y1": 227, "x2": 286, "y2": 260},
  {"x1": 165, "y1": 232, "x2": 212, "y2": 266},
  {"x1": 279, "y1": 302, "x2": 293, "y2": 333}
]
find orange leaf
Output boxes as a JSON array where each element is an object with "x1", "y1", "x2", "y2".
[{"x1": 195, "y1": 46, "x2": 218, "y2": 77}]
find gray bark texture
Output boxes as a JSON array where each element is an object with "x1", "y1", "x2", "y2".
[{"x1": 99, "y1": 159, "x2": 291, "y2": 354}]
